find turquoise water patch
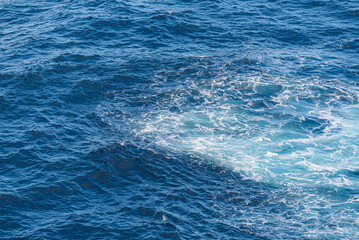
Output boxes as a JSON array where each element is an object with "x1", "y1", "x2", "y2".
[{"x1": 102, "y1": 58, "x2": 359, "y2": 238}]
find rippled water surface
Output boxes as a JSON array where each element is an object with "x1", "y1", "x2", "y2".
[{"x1": 1, "y1": 0, "x2": 359, "y2": 239}]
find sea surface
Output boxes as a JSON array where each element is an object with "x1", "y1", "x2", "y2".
[{"x1": 1, "y1": 0, "x2": 359, "y2": 239}]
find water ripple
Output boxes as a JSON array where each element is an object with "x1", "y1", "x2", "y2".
[{"x1": 1, "y1": 0, "x2": 359, "y2": 239}]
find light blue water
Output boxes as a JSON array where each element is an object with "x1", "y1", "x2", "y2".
[
  {"x1": 1, "y1": 0, "x2": 359, "y2": 239},
  {"x1": 103, "y1": 52, "x2": 359, "y2": 239}
]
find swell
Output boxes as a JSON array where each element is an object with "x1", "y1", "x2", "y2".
[{"x1": 1, "y1": 0, "x2": 359, "y2": 239}]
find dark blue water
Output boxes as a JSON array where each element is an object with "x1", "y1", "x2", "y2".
[{"x1": 1, "y1": 0, "x2": 359, "y2": 239}]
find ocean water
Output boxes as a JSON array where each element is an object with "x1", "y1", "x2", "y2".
[{"x1": 1, "y1": 0, "x2": 359, "y2": 239}]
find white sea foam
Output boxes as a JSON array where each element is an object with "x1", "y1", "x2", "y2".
[
  {"x1": 128, "y1": 71, "x2": 359, "y2": 189},
  {"x1": 100, "y1": 62, "x2": 359, "y2": 238}
]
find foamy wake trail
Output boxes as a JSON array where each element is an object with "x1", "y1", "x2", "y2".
[
  {"x1": 100, "y1": 63, "x2": 359, "y2": 238},
  {"x1": 136, "y1": 74, "x2": 359, "y2": 187}
]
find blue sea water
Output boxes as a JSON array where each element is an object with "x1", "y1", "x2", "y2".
[{"x1": 1, "y1": 0, "x2": 359, "y2": 239}]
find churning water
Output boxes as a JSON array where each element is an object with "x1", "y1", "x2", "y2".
[{"x1": 1, "y1": 0, "x2": 358, "y2": 239}]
